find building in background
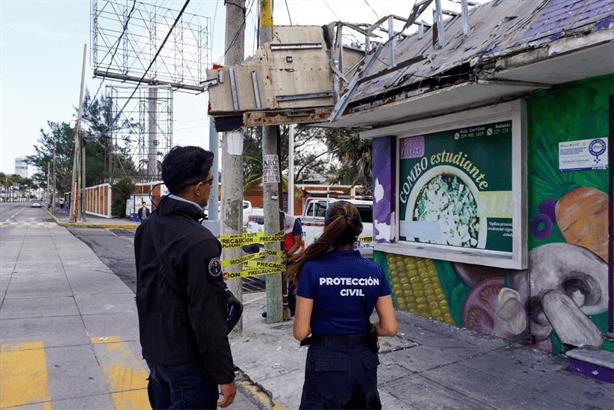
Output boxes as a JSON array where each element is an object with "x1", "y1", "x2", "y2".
[{"x1": 15, "y1": 157, "x2": 28, "y2": 178}]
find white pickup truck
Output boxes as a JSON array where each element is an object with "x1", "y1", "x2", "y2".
[
  {"x1": 204, "y1": 200, "x2": 263, "y2": 227},
  {"x1": 247, "y1": 197, "x2": 374, "y2": 258},
  {"x1": 242, "y1": 200, "x2": 264, "y2": 227},
  {"x1": 301, "y1": 198, "x2": 374, "y2": 258}
]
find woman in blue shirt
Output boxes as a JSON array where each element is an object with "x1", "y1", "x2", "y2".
[{"x1": 289, "y1": 201, "x2": 398, "y2": 409}]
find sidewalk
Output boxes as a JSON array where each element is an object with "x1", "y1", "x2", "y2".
[
  {"x1": 234, "y1": 296, "x2": 614, "y2": 409},
  {"x1": 3, "y1": 209, "x2": 613, "y2": 410},
  {"x1": 0, "y1": 212, "x2": 265, "y2": 410}
]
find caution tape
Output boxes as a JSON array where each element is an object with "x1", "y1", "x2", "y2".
[
  {"x1": 224, "y1": 267, "x2": 283, "y2": 279},
  {"x1": 221, "y1": 249, "x2": 285, "y2": 267},
  {"x1": 219, "y1": 230, "x2": 284, "y2": 249},
  {"x1": 244, "y1": 260, "x2": 285, "y2": 270}
]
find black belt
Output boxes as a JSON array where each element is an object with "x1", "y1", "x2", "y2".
[{"x1": 300, "y1": 333, "x2": 367, "y2": 347}]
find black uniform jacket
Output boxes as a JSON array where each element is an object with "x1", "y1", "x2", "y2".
[{"x1": 134, "y1": 195, "x2": 234, "y2": 385}]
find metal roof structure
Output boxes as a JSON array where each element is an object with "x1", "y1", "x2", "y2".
[
  {"x1": 327, "y1": 0, "x2": 614, "y2": 130},
  {"x1": 205, "y1": 0, "x2": 613, "y2": 130}
]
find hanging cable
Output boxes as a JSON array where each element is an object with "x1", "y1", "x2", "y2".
[
  {"x1": 215, "y1": 0, "x2": 255, "y2": 65},
  {"x1": 323, "y1": 0, "x2": 361, "y2": 45},
  {"x1": 284, "y1": 0, "x2": 293, "y2": 25},
  {"x1": 363, "y1": 0, "x2": 379, "y2": 19}
]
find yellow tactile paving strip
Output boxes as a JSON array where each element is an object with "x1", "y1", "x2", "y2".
[
  {"x1": 90, "y1": 336, "x2": 150, "y2": 410},
  {"x1": 0, "y1": 341, "x2": 52, "y2": 409}
]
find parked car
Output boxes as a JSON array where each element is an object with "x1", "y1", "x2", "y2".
[{"x1": 31, "y1": 200, "x2": 41, "y2": 208}]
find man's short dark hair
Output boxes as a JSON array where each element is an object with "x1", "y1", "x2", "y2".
[{"x1": 162, "y1": 146, "x2": 214, "y2": 194}]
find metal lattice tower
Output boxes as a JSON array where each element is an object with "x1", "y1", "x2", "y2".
[
  {"x1": 108, "y1": 85, "x2": 173, "y2": 181},
  {"x1": 91, "y1": 0, "x2": 212, "y2": 91},
  {"x1": 92, "y1": 0, "x2": 210, "y2": 180}
]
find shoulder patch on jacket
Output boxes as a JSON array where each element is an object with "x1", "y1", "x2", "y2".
[{"x1": 208, "y1": 257, "x2": 222, "y2": 277}]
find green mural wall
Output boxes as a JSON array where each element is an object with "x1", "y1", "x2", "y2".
[
  {"x1": 385, "y1": 75, "x2": 612, "y2": 354},
  {"x1": 526, "y1": 75, "x2": 611, "y2": 353}
]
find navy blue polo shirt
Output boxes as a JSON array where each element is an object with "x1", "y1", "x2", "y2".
[{"x1": 296, "y1": 250, "x2": 391, "y2": 335}]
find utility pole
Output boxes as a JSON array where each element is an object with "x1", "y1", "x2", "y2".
[
  {"x1": 81, "y1": 130, "x2": 87, "y2": 222},
  {"x1": 52, "y1": 147, "x2": 56, "y2": 214},
  {"x1": 221, "y1": 0, "x2": 246, "y2": 333},
  {"x1": 106, "y1": 96, "x2": 113, "y2": 181},
  {"x1": 70, "y1": 44, "x2": 88, "y2": 223},
  {"x1": 260, "y1": 0, "x2": 284, "y2": 324},
  {"x1": 148, "y1": 87, "x2": 158, "y2": 179},
  {"x1": 47, "y1": 162, "x2": 51, "y2": 207}
]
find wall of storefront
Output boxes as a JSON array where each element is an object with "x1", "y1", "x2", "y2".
[{"x1": 374, "y1": 74, "x2": 612, "y2": 354}]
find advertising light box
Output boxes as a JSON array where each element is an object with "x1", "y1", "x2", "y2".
[
  {"x1": 366, "y1": 101, "x2": 527, "y2": 269},
  {"x1": 399, "y1": 121, "x2": 513, "y2": 252}
]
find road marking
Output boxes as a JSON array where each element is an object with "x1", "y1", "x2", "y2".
[
  {"x1": 91, "y1": 336, "x2": 150, "y2": 410},
  {"x1": 0, "y1": 341, "x2": 52, "y2": 409},
  {"x1": 0, "y1": 222, "x2": 57, "y2": 228}
]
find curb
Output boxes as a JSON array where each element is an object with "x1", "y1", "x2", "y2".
[
  {"x1": 43, "y1": 208, "x2": 138, "y2": 229},
  {"x1": 235, "y1": 368, "x2": 286, "y2": 410}
]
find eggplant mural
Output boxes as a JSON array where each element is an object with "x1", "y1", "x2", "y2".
[{"x1": 377, "y1": 76, "x2": 611, "y2": 354}]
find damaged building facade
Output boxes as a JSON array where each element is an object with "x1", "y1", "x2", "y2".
[
  {"x1": 206, "y1": 0, "x2": 613, "y2": 375},
  {"x1": 324, "y1": 0, "x2": 613, "y2": 363}
]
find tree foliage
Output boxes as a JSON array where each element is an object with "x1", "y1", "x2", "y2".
[
  {"x1": 242, "y1": 125, "x2": 372, "y2": 196},
  {"x1": 243, "y1": 125, "x2": 330, "y2": 194},
  {"x1": 0, "y1": 172, "x2": 38, "y2": 200},
  {"x1": 25, "y1": 89, "x2": 137, "y2": 195},
  {"x1": 325, "y1": 129, "x2": 372, "y2": 194},
  {"x1": 111, "y1": 177, "x2": 135, "y2": 217}
]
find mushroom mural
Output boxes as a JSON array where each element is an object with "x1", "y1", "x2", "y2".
[{"x1": 500, "y1": 243, "x2": 608, "y2": 348}]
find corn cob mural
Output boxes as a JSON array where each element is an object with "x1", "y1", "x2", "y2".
[{"x1": 386, "y1": 254, "x2": 454, "y2": 325}]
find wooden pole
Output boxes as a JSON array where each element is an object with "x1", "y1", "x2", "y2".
[{"x1": 70, "y1": 44, "x2": 88, "y2": 222}]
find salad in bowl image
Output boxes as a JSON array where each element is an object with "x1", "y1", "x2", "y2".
[{"x1": 403, "y1": 165, "x2": 487, "y2": 249}]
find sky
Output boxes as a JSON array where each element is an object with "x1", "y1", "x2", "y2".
[{"x1": 0, "y1": 0, "x2": 487, "y2": 176}]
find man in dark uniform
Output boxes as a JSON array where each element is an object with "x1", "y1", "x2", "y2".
[{"x1": 134, "y1": 146, "x2": 236, "y2": 409}]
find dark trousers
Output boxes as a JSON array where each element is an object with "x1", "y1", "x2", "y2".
[
  {"x1": 146, "y1": 360, "x2": 218, "y2": 410},
  {"x1": 288, "y1": 281, "x2": 296, "y2": 316},
  {"x1": 300, "y1": 341, "x2": 381, "y2": 409}
]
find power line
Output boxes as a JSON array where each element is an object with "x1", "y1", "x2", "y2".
[
  {"x1": 215, "y1": 0, "x2": 255, "y2": 65},
  {"x1": 364, "y1": 0, "x2": 379, "y2": 19},
  {"x1": 323, "y1": 0, "x2": 360, "y2": 45},
  {"x1": 323, "y1": 0, "x2": 341, "y2": 21},
  {"x1": 106, "y1": 0, "x2": 192, "y2": 135},
  {"x1": 284, "y1": 0, "x2": 293, "y2": 25}
]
